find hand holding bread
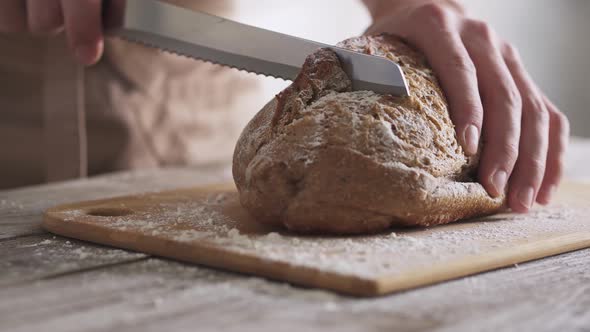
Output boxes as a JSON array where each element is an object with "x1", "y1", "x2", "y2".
[
  {"x1": 0, "y1": 0, "x2": 568, "y2": 218},
  {"x1": 233, "y1": 35, "x2": 505, "y2": 234},
  {"x1": 364, "y1": 0, "x2": 570, "y2": 213}
]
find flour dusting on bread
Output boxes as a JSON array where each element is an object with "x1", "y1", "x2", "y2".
[{"x1": 233, "y1": 35, "x2": 504, "y2": 234}]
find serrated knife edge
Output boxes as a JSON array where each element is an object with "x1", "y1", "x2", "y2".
[
  {"x1": 103, "y1": 0, "x2": 409, "y2": 96},
  {"x1": 115, "y1": 32, "x2": 294, "y2": 81}
]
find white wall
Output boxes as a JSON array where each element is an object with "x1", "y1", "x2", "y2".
[
  {"x1": 228, "y1": 0, "x2": 590, "y2": 136},
  {"x1": 226, "y1": 0, "x2": 371, "y2": 110},
  {"x1": 464, "y1": 0, "x2": 590, "y2": 137}
]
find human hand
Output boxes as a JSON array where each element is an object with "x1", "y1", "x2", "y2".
[
  {"x1": 0, "y1": 0, "x2": 104, "y2": 65},
  {"x1": 365, "y1": 0, "x2": 570, "y2": 213}
]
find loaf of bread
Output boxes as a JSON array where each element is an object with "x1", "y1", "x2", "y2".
[{"x1": 232, "y1": 35, "x2": 504, "y2": 234}]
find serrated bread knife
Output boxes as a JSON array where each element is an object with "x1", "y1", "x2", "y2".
[{"x1": 103, "y1": 0, "x2": 409, "y2": 96}]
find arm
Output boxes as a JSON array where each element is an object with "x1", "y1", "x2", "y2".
[{"x1": 360, "y1": 0, "x2": 569, "y2": 213}]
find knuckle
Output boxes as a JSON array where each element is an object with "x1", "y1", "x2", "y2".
[
  {"x1": 508, "y1": 89, "x2": 523, "y2": 111},
  {"x1": 523, "y1": 96, "x2": 549, "y2": 121},
  {"x1": 524, "y1": 95, "x2": 544, "y2": 113},
  {"x1": 447, "y1": 52, "x2": 477, "y2": 75},
  {"x1": 413, "y1": 3, "x2": 452, "y2": 27},
  {"x1": 505, "y1": 85, "x2": 522, "y2": 110},
  {"x1": 499, "y1": 141, "x2": 520, "y2": 165},
  {"x1": 552, "y1": 110, "x2": 570, "y2": 136},
  {"x1": 524, "y1": 157, "x2": 546, "y2": 178},
  {"x1": 465, "y1": 19, "x2": 495, "y2": 43},
  {"x1": 502, "y1": 43, "x2": 521, "y2": 64},
  {"x1": 469, "y1": 109, "x2": 484, "y2": 125},
  {"x1": 465, "y1": 101, "x2": 484, "y2": 123},
  {"x1": 451, "y1": 99, "x2": 483, "y2": 126},
  {"x1": 492, "y1": 81, "x2": 522, "y2": 112}
]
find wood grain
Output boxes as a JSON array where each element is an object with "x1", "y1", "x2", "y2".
[
  {"x1": 0, "y1": 251, "x2": 588, "y2": 332},
  {"x1": 41, "y1": 181, "x2": 590, "y2": 296},
  {"x1": 2, "y1": 139, "x2": 590, "y2": 331},
  {"x1": 0, "y1": 165, "x2": 232, "y2": 239},
  {"x1": 0, "y1": 234, "x2": 147, "y2": 286}
]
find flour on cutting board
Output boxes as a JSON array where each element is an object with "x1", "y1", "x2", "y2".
[{"x1": 60, "y1": 192, "x2": 589, "y2": 279}]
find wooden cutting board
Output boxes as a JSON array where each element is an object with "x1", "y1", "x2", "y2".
[{"x1": 42, "y1": 181, "x2": 590, "y2": 297}]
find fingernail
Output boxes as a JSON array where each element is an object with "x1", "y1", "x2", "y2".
[
  {"x1": 518, "y1": 186, "x2": 535, "y2": 210},
  {"x1": 75, "y1": 43, "x2": 99, "y2": 65},
  {"x1": 491, "y1": 170, "x2": 507, "y2": 196},
  {"x1": 463, "y1": 125, "x2": 479, "y2": 155}
]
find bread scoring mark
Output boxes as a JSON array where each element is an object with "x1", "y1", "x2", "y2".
[{"x1": 272, "y1": 48, "x2": 351, "y2": 129}]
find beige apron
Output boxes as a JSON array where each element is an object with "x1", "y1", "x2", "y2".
[{"x1": 0, "y1": 0, "x2": 260, "y2": 189}]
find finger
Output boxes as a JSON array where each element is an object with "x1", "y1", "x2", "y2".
[
  {"x1": 407, "y1": 6, "x2": 484, "y2": 157},
  {"x1": 537, "y1": 98, "x2": 569, "y2": 204},
  {"x1": 0, "y1": 0, "x2": 27, "y2": 33},
  {"x1": 501, "y1": 43, "x2": 549, "y2": 212},
  {"x1": 461, "y1": 20, "x2": 522, "y2": 198},
  {"x1": 27, "y1": 0, "x2": 63, "y2": 35},
  {"x1": 60, "y1": 0, "x2": 104, "y2": 65}
]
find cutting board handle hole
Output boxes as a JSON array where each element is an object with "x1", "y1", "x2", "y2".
[{"x1": 85, "y1": 207, "x2": 134, "y2": 217}]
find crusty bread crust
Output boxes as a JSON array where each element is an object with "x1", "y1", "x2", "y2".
[{"x1": 232, "y1": 35, "x2": 505, "y2": 234}]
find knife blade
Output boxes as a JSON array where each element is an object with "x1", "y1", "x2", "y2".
[{"x1": 103, "y1": 0, "x2": 409, "y2": 96}]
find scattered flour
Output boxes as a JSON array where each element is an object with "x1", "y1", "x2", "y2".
[
  {"x1": 57, "y1": 190, "x2": 590, "y2": 280},
  {"x1": 0, "y1": 199, "x2": 25, "y2": 210}
]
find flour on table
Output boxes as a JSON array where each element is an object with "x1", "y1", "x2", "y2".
[{"x1": 58, "y1": 191, "x2": 590, "y2": 280}]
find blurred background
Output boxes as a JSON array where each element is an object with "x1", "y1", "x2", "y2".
[{"x1": 227, "y1": 0, "x2": 590, "y2": 137}]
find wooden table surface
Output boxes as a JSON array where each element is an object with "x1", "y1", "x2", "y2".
[{"x1": 2, "y1": 140, "x2": 590, "y2": 332}]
